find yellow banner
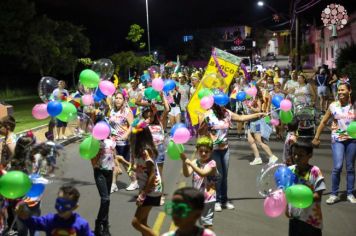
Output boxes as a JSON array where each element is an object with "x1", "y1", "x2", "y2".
[{"x1": 187, "y1": 49, "x2": 241, "y2": 125}]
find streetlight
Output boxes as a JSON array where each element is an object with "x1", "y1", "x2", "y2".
[
  {"x1": 145, "y1": 0, "x2": 151, "y2": 56},
  {"x1": 257, "y1": 1, "x2": 264, "y2": 7}
]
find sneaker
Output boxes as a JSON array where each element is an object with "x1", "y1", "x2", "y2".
[
  {"x1": 110, "y1": 184, "x2": 118, "y2": 194},
  {"x1": 250, "y1": 158, "x2": 263, "y2": 166},
  {"x1": 125, "y1": 181, "x2": 139, "y2": 191},
  {"x1": 326, "y1": 195, "x2": 340, "y2": 205},
  {"x1": 55, "y1": 135, "x2": 60, "y2": 140},
  {"x1": 222, "y1": 202, "x2": 235, "y2": 210},
  {"x1": 160, "y1": 195, "x2": 165, "y2": 206},
  {"x1": 48, "y1": 173, "x2": 55, "y2": 178},
  {"x1": 268, "y1": 155, "x2": 278, "y2": 165},
  {"x1": 214, "y1": 202, "x2": 222, "y2": 212},
  {"x1": 61, "y1": 135, "x2": 67, "y2": 140},
  {"x1": 347, "y1": 195, "x2": 356, "y2": 204}
]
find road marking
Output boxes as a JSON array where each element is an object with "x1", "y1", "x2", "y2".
[
  {"x1": 153, "y1": 211, "x2": 166, "y2": 235},
  {"x1": 169, "y1": 221, "x2": 177, "y2": 232}
]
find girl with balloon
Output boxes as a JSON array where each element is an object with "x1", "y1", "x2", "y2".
[
  {"x1": 130, "y1": 122, "x2": 162, "y2": 236},
  {"x1": 286, "y1": 141, "x2": 326, "y2": 236},
  {"x1": 312, "y1": 81, "x2": 356, "y2": 204},
  {"x1": 268, "y1": 82, "x2": 286, "y2": 140},
  {"x1": 200, "y1": 101, "x2": 266, "y2": 212},
  {"x1": 0, "y1": 115, "x2": 16, "y2": 169},
  {"x1": 141, "y1": 91, "x2": 170, "y2": 205},
  {"x1": 244, "y1": 86, "x2": 278, "y2": 166},
  {"x1": 108, "y1": 91, "x2": 135, "y2": 193}
]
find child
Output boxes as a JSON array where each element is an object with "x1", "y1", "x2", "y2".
[
  {"x1": 286, "y1": 141, "x2": 326, "y2": 236},
  {"x1": 282, "y1": 118, "x2": 298, "y2": 166},
  {"x1": 0, "y1": 115, "x2": 16, "y2": 169},
  {"x1": 130, "y1": 122, "x2": 162, "y2": 236},
  {"x1": 180, "y1": 136, "x2": 218, "y2": 230},
  {"x1": 52, "y1": 80, "x2": 69, "y2": 140},
  {"x1": 91, "y1": 137, "x2": 116, "y2": 236},
  {"x1": 162, "y1": 187, "x2": 216, "y2": 236},
  {"x1": 16, "y1": 185, "x2": 93, "y2": 236}
]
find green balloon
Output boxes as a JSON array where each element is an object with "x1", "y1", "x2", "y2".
[
  {"x1": 264, "y1": 116, "x2": 271, "y2": 124},
  {"x1": 57, "y1": 102, "x2": 77, "y2": 122},
  {"x1": 79, "y1": 69, "x2": 100, "y2": 88},
  {"x1": 144, "y1": 87, "x2": 159, "y2": 100},
  {"x1": 347, "y1": 121, "x2": 356, "y2": 139},
  {"x1": 198, "y1": 88, "x2": 213, "y2": 100},
  {"x1": 0, "y1": 171, "x2": 32, "y2": 199},
  {"x1": 285, "y1": 184, "x2": 313, "y2": 209},
  {"x1": 79, "y1": 135, "x2": 100, "y2": 160},
  {"x1": 167, "y1": 140, "x2": 185, "y2": 160},
  {"x1": 155, "y1": 94, "x2": 162, "y2": 102},
  {"x1": 279, "y1": 110, "x2": 293, "y2": 124}
]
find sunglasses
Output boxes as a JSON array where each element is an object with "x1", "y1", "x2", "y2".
[{"x1": 164, "y1": 201, "x2": 192, "y2": 218}]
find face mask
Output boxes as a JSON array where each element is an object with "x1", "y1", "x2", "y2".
[
  {"x1": 55, "y1": 198, "x2": 76, "y2": 213},
  {"x1": 164, "y1": 201, "x2": 192, "y2": 218}
]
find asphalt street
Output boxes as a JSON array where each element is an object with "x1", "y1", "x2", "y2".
[{"x1": 40, "y1": 129, "x2": 356, "y2": 236}]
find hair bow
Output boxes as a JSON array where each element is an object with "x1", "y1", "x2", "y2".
[
  {"x1": 131, "y1": 118, "x2": 148, "y2": 134},
  {"x1": 337, "y1": 77, "x2": 350, "y2": 88}
]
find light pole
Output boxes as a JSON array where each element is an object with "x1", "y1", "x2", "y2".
[{"x1": 145, "y1": 0, "x2": 151, "y2": 56}]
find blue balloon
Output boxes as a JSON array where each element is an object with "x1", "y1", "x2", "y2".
[
  {"x1": 272, "y1": 95, "x2": 283, "y2": 108},
  {"x1": 170, "y1": 123, "x2": 186, "y2": 137},
  {"x1": 274, "y1": 166, "x2": 296, "y2": 190},
  {"x1": 163, "y1": 80, "x2": 176, "y2": 92},
  {"x1": 214, "y1": 93, "x2": 229, "y2": 106},
  {"x1": 47, "y1": 101, "x2": 63, "y2": 116},
  {"x1": 236, "y1": 91, "x2": 247, "y2": 102},
  {"x1": 26, "y1": 183, "x2": 45, "y2": 198},
  {"x1": 93, "y1": 87, "x2": 106, "y2": 102}
]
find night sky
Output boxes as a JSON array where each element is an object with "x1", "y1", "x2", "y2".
[{"x1": 32, "y1": 0, "x2": 355, "y2": 56}]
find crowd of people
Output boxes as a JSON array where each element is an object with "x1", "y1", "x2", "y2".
[{"x1": 0, "y1": 62, "x2": 355, "y2": 236}]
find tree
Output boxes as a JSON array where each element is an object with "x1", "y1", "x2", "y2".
[
  {"x1": 336, "y1": 43, "x2": 356, "y2": 71},
  {"x1": 126, "y1": 24, "x2": 146, "y2": 49},
  {"x1": 24, "y1": 16, "x2": 90, "y2": 76},
  {"x1": 0, "y1": 0, "x2": 36, "y2": 57},
  {"x1": 110, "y1": 51, "x2": 153, "y2": 80}
]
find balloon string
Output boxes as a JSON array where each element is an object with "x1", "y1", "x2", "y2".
[
  {"x1": 267, "y1": 108, "x2": 281, "y2": 115},
  {"x1": 212, "y1": 48, "x2": 227, "y2": 78}
]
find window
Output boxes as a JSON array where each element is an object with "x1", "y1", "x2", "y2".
[
  {"x1": 326, "y1": 47, "x2": 328, "y2": 60},
  {"x1": 183, "y1": 35, "x2": 193, "y2": 42},
  {"x1": 331, "y1": 46, "x2": 334, "y2": 58}
]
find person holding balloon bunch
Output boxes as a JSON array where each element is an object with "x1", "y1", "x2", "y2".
[
  {"x1": 286, "y1": 141, "x2": 326, "y2": 236},
  {"x1": 312, "y1": 80, "x2": 356, "y2": 204},
  {"x1": 200, "y1": 100, "x2": 267, "y2": 212}
]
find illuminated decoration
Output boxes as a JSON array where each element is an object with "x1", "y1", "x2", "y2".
[{"x1": 321, "y1": 3, "x2": 348, "y2": 30}]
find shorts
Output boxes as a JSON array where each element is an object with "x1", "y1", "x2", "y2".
[
  {"x1": 46, "y1": 155, "x2": 56, "y2": 166},
  {"x1": 200, "y1": 201, "x2": 215, "y2": 226},
  {"x1": 116, "y1": 144, "x2": 130, "y2": 162},
  {"x1": 155, "y1": 143, "x2": 166, "y2": 164},
  {"x1": 56, "y1": 119, "x2": 67, "y2": 128},
  {"x1": 142, "y1": 195, "x2": 161, "y2": 206},
  {"x1": 169, "y1": 106, "x2": 181, "y2": 117},
  {"x1": 317, "y1": 86, "x2": 328, "y2": 97},
  {"x1": 249, "y1": 119, "x2": 261, "y2": 134}
]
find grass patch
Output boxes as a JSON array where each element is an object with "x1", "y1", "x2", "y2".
[
  {"x1": 0, "y1": 88, "x2": 36, "y2": 100},
  {"x1": 6, "y1": 97, "x2": 50, "y2": 133}
]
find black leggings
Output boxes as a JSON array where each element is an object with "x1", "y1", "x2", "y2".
[{"x1": 94, "y1": 168, "x2": 113, "y2": 224}]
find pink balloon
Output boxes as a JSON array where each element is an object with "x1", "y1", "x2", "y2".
[
  {"x1": 200, "y1": 96, "x2": 214, "y2": 110},
  {"x1": 246, "y1": 86, "x2": 257, "y2": 97},
  {"x1": 264, "y1": 189, "x2": 287, "y2": 218},
  {"x1": 270, "y1": 119, "x2": 280, "y2": 126},
  {"x1": 92, "y1": 121, "x2": 111, "y2": 140},
  {"x1": 152, "y1": 78, "x2": 164, "y2": 91},
  {"x1": 280, "y1": 99, "x2": 292, "y2": 111},
  {"x1": 173, "y1": 127, "x2": 191, "y2": 144},
  {"x1": 99, "y1": 80, "x2": 116, "y2": 96},
  {"x1": 82, "y1": 94, "x2": 94, "y2": 106},
  {"x1": 32, "y1": 103, "x2": 49, "y2": 120}
]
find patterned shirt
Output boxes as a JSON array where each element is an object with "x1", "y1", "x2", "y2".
[
  {"x1": 329, "y1": 101, "x2": 356, "y2": 142},
  {"x1": 192, "y1": 159, "x2": 218, "y2": 203},
  {"x1": 135, "y1": 152, "x2": 162, "y2": 197},
  {"x1": 109, "y1": 107, "x2": 132, "y2": 146},
  {"x1": 91, "y1": 139, "x2": 116, "y2": 171},
  {"x1": 148, "y1": 125, "x2": 165, "y2": 146},
  {"x1": 205, "y1": 110, "x2": 231, "y2": 150},
  {"x1": 288, "y1": 165, "x2": 326, "y2": 229}
]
